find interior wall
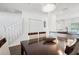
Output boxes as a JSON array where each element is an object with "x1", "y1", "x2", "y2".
[
  {"x1": 0, "y1": 10, "x2": 48, "y2": 44},
  {"x1": 22, "y1": 11, "x2": 48, "y2": 39},
  {"x1": 29, "y1": 19, "x2": 44, "y2": 32}
]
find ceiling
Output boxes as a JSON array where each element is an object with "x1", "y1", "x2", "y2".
[
  {"x1": 0, "y1": 3, "x2": 79, "y2": 14},
  {"x1": 56, "y1": 3, "x2": 79, "y2": 11},
  {"x1": 0, "y1": 3, "x2": 44, "y2": 13},
  {"x1": 55, "y1": 3, "x2": 79, "y2": 13}
]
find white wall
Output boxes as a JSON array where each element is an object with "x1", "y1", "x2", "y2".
[
  {"x1": 29, "y1": 19, "x2": 44, "y2": 32},
  {"x1": 0, "y1": 11, "x2": 46, "y2": 44},
  {"x1": 22, "y1": 11, "x2": 48, "y2": 39}
]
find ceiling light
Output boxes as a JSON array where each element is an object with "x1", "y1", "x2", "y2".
[{"x1": 42, "y1": 4, "x2": 56, "y2": 13}]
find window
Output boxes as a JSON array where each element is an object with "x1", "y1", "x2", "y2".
[{"x1": 69, "y1": 22, "x2": 79, "y2": 34}]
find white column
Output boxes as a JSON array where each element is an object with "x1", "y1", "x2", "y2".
[{"x1": 46, "y1": 13, "x2": 56, "y2": 37}]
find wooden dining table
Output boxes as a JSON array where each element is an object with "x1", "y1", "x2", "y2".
[{"x1": 21, "y1": 40, "x2": 63, "y2": 55}]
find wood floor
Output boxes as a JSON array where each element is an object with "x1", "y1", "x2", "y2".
[{"x1": 9, "y1": 45, "x2": 21, "y2": 55}]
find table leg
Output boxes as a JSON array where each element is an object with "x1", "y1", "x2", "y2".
[{"x1": 21, "y1": 44, "x2": 24, "y2": 55}]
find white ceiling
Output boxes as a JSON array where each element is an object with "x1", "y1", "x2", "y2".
[
  {"x1": 0, "y1": 3, "x2": 79, "y2": 14},
  {"x1": 0, "y1": 3, "x2": 44, "y2": 13},
  {"x1": 56, "y1": 3, "x2": 79, "y2": 11}
]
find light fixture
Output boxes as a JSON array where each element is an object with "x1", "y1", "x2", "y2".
[{"x1": 42, "y1": 4, "x2": 56, "y2": 13}]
